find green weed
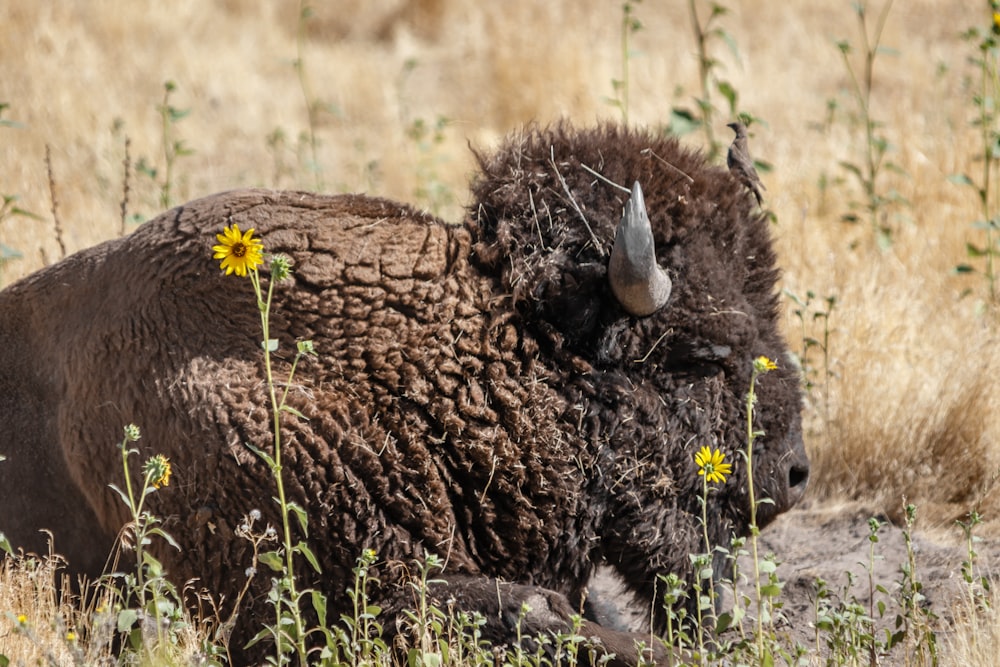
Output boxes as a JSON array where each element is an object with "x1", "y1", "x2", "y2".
[
  {"x1": 0, "y1": 103, "x2": 42, "y2": 287},
  {"x1": 606, "y1": 0, "x2": 644, "y2": 125},
  {"x1": 133, "y1": 81, "x2": 193, "y2": 215},
  {"x1": 217, "y1": 234, "x2": 320, "y2": 665},
  {"x1": 669, "y1": 1, "x2": 741, "y2": 159},
  {"x1": 834, "y1": 0, "x2": 908, "y2": 247},
  {"x1": 952, "y1": 4, "x2": 1000, "y2": 305}
]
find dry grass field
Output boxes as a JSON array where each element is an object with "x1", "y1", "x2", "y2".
[{"x1": 3, "y1": 0, "x2": 1000, "y2": 664}]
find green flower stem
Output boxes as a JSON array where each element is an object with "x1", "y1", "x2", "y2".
[
  {"x1": 701, "y1": 475, "x2": 712, "y2": 573},
  {"x1": 745, "y1": 365, "x2": 764, "y2": 658},
  {"x1": 249, "y1": 267, "x2": 306, "y2": 663},
  {"x1": 696, "y1": 475, "x2": 711, "y2": 664},
  {"x1": 119, "y1": 443, "x2": 155, "y2": 602}
]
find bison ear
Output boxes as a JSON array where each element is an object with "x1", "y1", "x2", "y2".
[{"x1": 608, "y1": 181, "x2": 672, "y2": 317}]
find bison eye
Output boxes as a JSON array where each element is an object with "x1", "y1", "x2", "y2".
[
  {"x1": 661, "y1": 341, "x2": 731, "y2": 377},
  {"x1": 668, "y1": 358, "x2": 726, "y2": 379}
]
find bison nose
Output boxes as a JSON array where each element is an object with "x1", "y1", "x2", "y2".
[{"x1": 786, "y1": 459, "x2": 810, "y2": 506}]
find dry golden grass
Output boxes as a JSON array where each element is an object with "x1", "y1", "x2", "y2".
[
  {"x1": 3, "y1": 0, "x2": 1000, "y2": 661},
  {"x1": 945, "y1": 588, "x2": 1000, "y2": 667},
  {"x1": 0, "y1": 551, "x2": 106, "y2": 665}
]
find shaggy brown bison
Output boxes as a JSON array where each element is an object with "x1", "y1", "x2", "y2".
[{"x1": 0, "y1": 122, "x2": 808, "y2": 663}]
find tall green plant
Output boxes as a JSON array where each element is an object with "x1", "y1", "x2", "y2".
[
  {"x1": 106, "y1": 424, "x2": 191, "y2": 662},
  {"x1": 397, "y1": 59, "x2": 455, "y2": 216},
  {"x1": 835, "y1": 0, "x2": 908, "y2": 247},
  {"x1": 213, "y1": 224, "x2": 320, "y2": 664},
  {"x1": 0, "y1": 104, "x2": 42, "y2": 287},
  {"x1": 670, "y1": 1, "x2": 741, "y2": 159},
  {"x1": 953, "y1": 5, "x2": 1000, "y2": 305},
  {"x1": 133, "y1": 81, "x2": 193, "y2": 213},
  {"x1": 607, "y1": 1, "x2": 644, "y2": 125},
  {"x1": 744, "y1": 356, "x2": 778, "y2": 662}
]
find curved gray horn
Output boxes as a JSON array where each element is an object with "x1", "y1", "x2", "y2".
[{"x1": 608, "y1": 181, "x2": 672, "y2": 316}]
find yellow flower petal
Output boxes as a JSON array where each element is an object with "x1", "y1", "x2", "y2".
[
  {"x1": 213, "y1": 224, "x2": 264, "y2": 277},
  {"x1": 753, "y1": 356, "x2": 778, "y2": 373},
  {"x1": 694, "y1": 446, "x2": 731, "y2": 484},
  {"x1": 144, "y1": 455, "x2": 172, "y2": 489}
]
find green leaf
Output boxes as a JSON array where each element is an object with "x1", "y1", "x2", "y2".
[
  {"x1": 760, "y1": 584, "x2": 782, "y2": 597},
  {"x1": 167, "y1": 107, "x2": 191, "y2": 123},
  {"x1": 668, "y1": 108, "x2": 701, "y2": 136},
  {"x1": 311, "y1": 589, "x2": 328, "y2": 627},
  {"x1": 281, "y1": 405, "x2": 308, "y2": 420},
  {"x1": 839, "y1": 160, "x2": 863, "y2": 179},
  {"x1": 245, "y1": 442, "x2": 276, "y2": 468},
  {"x1": 716, "y1": 80, "x2": 738, "y2": 114},
  {"x1": 263, "y1": 338, "x2": 279, "y2": 352},
  {"x1": 0, "y1": 653, "x2": 9, "y2": 667},
  {"x1": 141, "y1": 552, "x2": 164, "y2": 577},
  {"x1": 259, "y1": 550, "x2": 285, "y2": 572},
  {"x1": 244, "y1": 626, "x2": 271, "y2": 649},
  {"x1": 0, "y1": 532, "x2": 11, "y2": 556},
  {"x1": 948, "y1": 173, "x2": 975, "y2": 187},
  {"x1": 967, "y1": 242, "x2": 988, "y2": 258},
  {"x1": 296, "y1": 541, "x2": 322, "y2": 573},
  {"x1": 715, "y1": 611, "x2": 733, "y2": 634},
  {"x1": 117, "y1": 608, "x2": 139, "y2": 633},
  {"x1": 754, "y1": 158, "x2": 774, "y2": 175},
  {"x1": 107, "y1": 483, "x2": 132, "y2": 508},
  {"x1": 971, "y1": 218, "x2": 1000, "y2": 230},
  {"x1": 147, "y1": 527, "x2": 181, "y2": 550},
  {"x1": 719, "y1": 30, "x2": 741, "y2": 62},
  {"x1": 287, "y1": 501, "x2": 310, "y2": 537}
]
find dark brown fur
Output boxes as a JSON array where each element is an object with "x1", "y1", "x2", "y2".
[{"x1": 0, "y1": 123, "x2": 808, "y2": 664}]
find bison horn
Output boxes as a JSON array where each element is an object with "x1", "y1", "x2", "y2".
[{"x1": 608, "y1": 181, "x2": 672, "y2": 316}]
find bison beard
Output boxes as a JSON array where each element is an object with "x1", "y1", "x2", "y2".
[{"x1": 0, "y1": 122, "x2": 808, "y2": 665}]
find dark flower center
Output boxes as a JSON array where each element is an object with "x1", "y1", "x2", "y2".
[{"x1": 232, "y1": 242, "x2": 247, "y2": 257}]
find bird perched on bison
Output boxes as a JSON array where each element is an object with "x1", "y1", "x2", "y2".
[
  {"x1": 727, "y1": 120, "x2": 766, "y2": 205},
  {"x1": 0, "y1": 122, "x2": 808, "y2": 664}
]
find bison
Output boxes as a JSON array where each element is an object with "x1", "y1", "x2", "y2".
[{"x1": 0, "y1": 122, "x2": 808, "y2": 663}]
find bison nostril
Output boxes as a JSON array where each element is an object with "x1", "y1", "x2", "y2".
[{"x1": 789, "y1": 465, "x2": 809, "y2": 490}]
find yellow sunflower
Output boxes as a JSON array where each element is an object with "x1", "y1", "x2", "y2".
[
  {"x1": 695, "y1": 446, "x2": 733, "y2": 485},
  {"x1": 753, "y1": 355, "x2": 778, "y2": 373},
  {"x1": 213, "y1": 224, "x2": 264, "y2": 277},
  {"x1": 144, "y1": 455, "x2": 173, "y2": 489}
]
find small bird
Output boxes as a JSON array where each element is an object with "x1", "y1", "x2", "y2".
[{"x1": 726, "y1": 121, "x2": 765, "y2": 205}]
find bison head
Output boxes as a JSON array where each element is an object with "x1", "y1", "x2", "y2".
[{"x1": 469, "y1": 122, "x2": 809, "y2": 626}]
